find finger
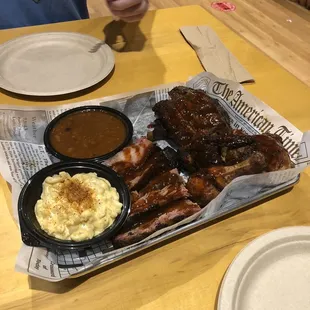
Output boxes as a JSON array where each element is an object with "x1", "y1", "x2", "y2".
[
  {"x1": 110, "y1": 1, "x2": 148, "y2": 18},
  {"x1": 108, "y1": 0, "x2": 142, "y2": 11}
]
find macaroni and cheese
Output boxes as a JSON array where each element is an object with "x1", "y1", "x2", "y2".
[{"x1": 35, "y1": 172, "x2": 122, "y2": 242}]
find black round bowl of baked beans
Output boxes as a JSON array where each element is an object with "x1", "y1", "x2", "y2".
[{"x1": 44, "y1": 106, "x2": 133, "y2": 162}]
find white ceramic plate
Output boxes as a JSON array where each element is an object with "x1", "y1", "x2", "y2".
[
  {"x1": 218, "y1": 226, "x2": 310, "y2": 310},
  {"x1": 0, "y1": 32, "x2": 114, "y2": 96}
]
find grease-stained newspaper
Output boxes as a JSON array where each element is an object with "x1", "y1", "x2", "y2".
[{"x1": 0, "y1": 72, "x2": 308, "y2": 281}]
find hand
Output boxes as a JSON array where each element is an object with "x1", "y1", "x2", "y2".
[{"x1": 107, "y1": 0, "x2": 149, "y2": 22}]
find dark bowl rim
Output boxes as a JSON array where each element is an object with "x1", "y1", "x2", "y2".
[
  {"x1": 43, "y1": 105, "x2": 134, "y2": 162},
  {"x1": 18, "y1": 161, "x2": 131, "y2": 251}
]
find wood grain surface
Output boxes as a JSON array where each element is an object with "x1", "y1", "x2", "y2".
[
  {"x1": 88, "y1": 0, "x2": 310, "y2": 87},
  {"x1": 0, "y1": 6, "x2": 309, "y2": 310}
]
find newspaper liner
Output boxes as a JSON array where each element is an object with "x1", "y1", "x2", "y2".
[{"x1": 0, "y1": 72, "x2": 308, "y2": 282}]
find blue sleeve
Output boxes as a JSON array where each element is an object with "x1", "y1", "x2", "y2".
[{"x1": 0, "y1": 0, "x2": 89, "y2": 30}]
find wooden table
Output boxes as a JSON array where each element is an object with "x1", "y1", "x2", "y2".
[
  {"x1": 0, "y1": 6, "x2": 309, "y2": 310},
  {"x1": 88, "y1": 0, "x2": 310, "y2": 88}
]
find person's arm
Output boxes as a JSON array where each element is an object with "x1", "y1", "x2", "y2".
[{"x1": 106, "y1": 0, "x2": 149, "y2": 22}]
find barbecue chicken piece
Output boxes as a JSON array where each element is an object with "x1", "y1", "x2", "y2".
[
  {"x1": 181, "y1": 133, "x2": 292, "y2": 172},
  {"x1": 207, "y1": 152, "x2": 267, "y2": 189},
  {"x1": 252, "y1": 134, "x2": 292, "y2": 171},
  {"x1": 223, "y1": 146, "x2": 255, "y2": 166},
  {"x1": 187, "y1": 134, "x2": 293, "y2": 205},
  {"x1": 186, "y1": 172, "x2": 220, "y2": 206}
]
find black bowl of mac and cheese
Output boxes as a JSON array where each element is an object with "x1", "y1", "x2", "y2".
[{"x1": 18, "y1": 161, "x2": 131, "y2": 251}]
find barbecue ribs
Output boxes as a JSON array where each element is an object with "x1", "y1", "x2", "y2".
[
  {"x1": 107, "y1": 139, "x2": 179, "y2": 191},
  {"x1": 152, "y1": 87, "x2": 232, "y2": 146},
  {"x1": 129, "y1": 169, "x2": 189, "y2": 218},
  {"x1": 112, "y1": 199, "x2": 201, "y2": 248},
  {"x1": 139, "y1": 168, "x2": 183, "y2": 195},
  {"x1": 108, "y1": 140, "x2": 197, "y2": 247}
]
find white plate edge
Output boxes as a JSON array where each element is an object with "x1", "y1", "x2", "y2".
[
  {"x1": 0, "y1": 32, "x2": 115, "y2": 96},
  {"x1": 217, "y1": 225, "x2": 310, "y2": 310}
]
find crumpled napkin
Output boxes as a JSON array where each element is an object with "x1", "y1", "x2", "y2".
[{"x1": 180, "y1": 26, "x2": 254, "y2": 84}]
